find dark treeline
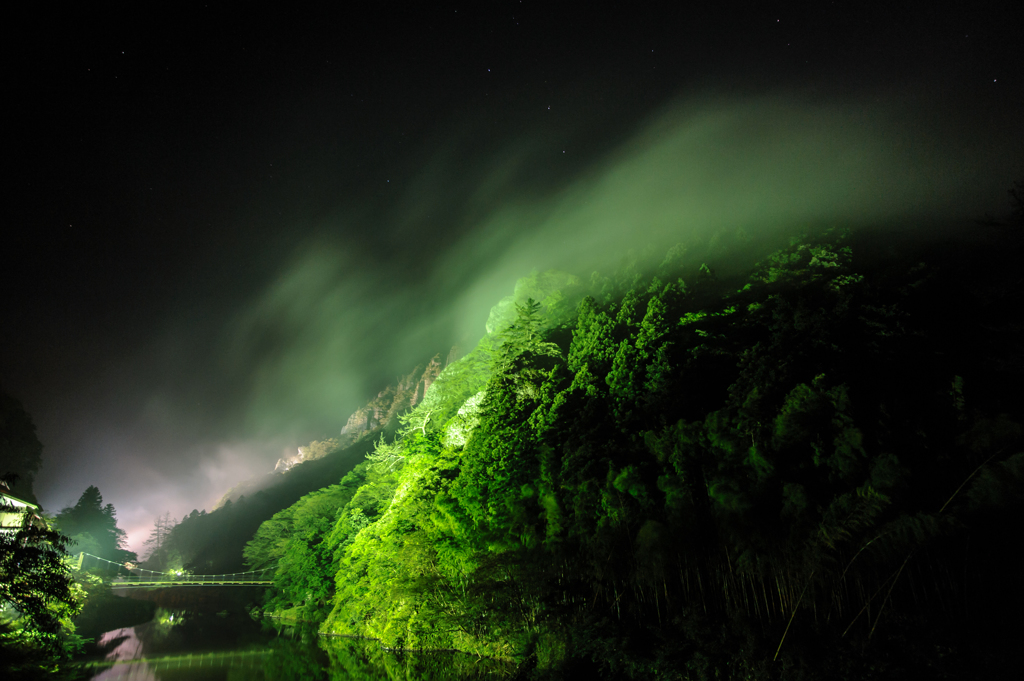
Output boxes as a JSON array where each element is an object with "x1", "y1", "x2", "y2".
[
  {"x1": 145, "y1": 437, "x2": 376, "y2": 574},
  {"x1": 0, "y1": 392, "x2": 43, "y2": 504}
]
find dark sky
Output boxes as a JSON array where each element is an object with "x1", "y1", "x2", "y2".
[{"x1": 3, "y1": 2, "x2": 1022, "y2": 551}]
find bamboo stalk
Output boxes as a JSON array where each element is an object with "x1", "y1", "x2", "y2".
[
  {"x1": 868, "y1": 555, "x2": 910, "y2": 640},
  {"x1": 773, "y1": 570, "x2": 814, "y2": 662}
]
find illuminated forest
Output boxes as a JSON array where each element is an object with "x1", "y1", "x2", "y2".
[
  {"x1": 3, "y1": 5, "x2": 1023, "y2": 679},
  {"x1": 118, "y1": 220, "x2": 1024, "y2": 678}
]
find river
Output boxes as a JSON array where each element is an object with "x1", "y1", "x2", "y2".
[{"x1": 74, "y1": 607, "x2": 513, "y2": 680}]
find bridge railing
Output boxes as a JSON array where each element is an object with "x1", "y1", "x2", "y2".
[{"x1": 109, "y1": 572, "x2": 274, "y2": 586}]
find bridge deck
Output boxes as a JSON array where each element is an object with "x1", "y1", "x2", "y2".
[{"x1": 110, "y1": 580, "x2": 272, "y2": 587}]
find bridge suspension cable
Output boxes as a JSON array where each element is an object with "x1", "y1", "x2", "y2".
[{"x1": 74, "y1": 552, "x2": 277, "y2": 587}]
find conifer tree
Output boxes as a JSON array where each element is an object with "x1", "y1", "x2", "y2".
[{"x1": 55, "y1": 486, "x2": 135, "y2": 564}]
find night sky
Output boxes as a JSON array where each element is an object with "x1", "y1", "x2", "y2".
[{"x1": 3, "y1": 3, "x2": 1021, "y2": 551}]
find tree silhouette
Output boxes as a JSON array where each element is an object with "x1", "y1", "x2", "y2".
[
  {"x1": 55, "y1": 486, "x2": 135, "y2": 564},
  {"x1": 0, "y1": 390, "x2": 43, "y2": 504}
]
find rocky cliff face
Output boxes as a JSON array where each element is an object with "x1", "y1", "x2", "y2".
[
  {"x1": 273, "y1": 438, "x2": 339, "y2": 473},
  {"x1": 211, "y1": 352, "x2": 451, "y2": 510},
  {"x1": 273, "y1": 353, "x2": 448, "y2": 473},
  {"x1": 337, "y1": 353, "x2": 444, "y2": 447}
]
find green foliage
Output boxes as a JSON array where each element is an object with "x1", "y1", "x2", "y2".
[
  {"x1": 1, "y1": 516, "x2": 82, "y2": 676},
  {"x1": 244, "y1": 481, "x2": 359, "y2": 621},
  {"x1": 252, "y1": 231, "x2": 1024, "y2": 678},
  {"x1": 366, "y1": 433, "x2": 407, "y2": 473},
  {"x1": 396, "y1": 338, "x2": 494, "y2": 441},
  {"x1": 484, "y1": 270, "x2": 583, "y2": 337}
]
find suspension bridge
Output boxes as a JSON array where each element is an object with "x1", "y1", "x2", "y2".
[{"x1": 74, "y1": 552, "x2": 274, "y2": 587}]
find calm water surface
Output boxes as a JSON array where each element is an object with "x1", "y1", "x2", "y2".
[{"x1": 76, "y1": 608, "x2": 511, "y2": 680}]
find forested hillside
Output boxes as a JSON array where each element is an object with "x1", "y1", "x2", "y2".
[
  {"x1": 143, "y1": 435, "x2": 375, "y2": 573},
  {"x1": 245, "y1": 225, "x2": 1024, "y2": 679},
  {"x1": 144, "y1": 358, "x2": 451, "y2": 573}
]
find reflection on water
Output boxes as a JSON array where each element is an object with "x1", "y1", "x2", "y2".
[
  {"x1": 95, "y1": 626, "x2": 143, "y2": 664},
  {"x1": 321, "y1": 637, "x2": 514, "y2": 681},
  {"x1": 89, "y1": 649, "x2": 270, "y2": 681},
  {"x1": 80, "y1": 609, "x2": 324, "y2": 681},
  {"x1": 77, "y1": 609, "x2": 513, "y2": 680}
]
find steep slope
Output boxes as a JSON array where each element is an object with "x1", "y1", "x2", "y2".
[
  {"x1": 162, "y1": 355, "x2": 449, "y2": 573},
  {"x1": 208, "y1": 357, "x2": 446, "y2": 512},
  {"x1": 304, "y1": 226, "x2": 1024, "y2": 678}
]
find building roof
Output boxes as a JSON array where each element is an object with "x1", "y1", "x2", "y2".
[{"x1": 1, "y1": 490, "x2": 41, "y2": 531}]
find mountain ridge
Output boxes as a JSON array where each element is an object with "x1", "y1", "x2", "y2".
[{"x1": 211, "y1": 354, "x2": 450, "y2": 511}]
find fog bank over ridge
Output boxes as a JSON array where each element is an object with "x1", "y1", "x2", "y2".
[
  {"x1": 37, "y1": 87, "x2": 1021, "y2": 555},
  {"x1": 232, "y1": 90, "x2": 1021, "y2": 442}
]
